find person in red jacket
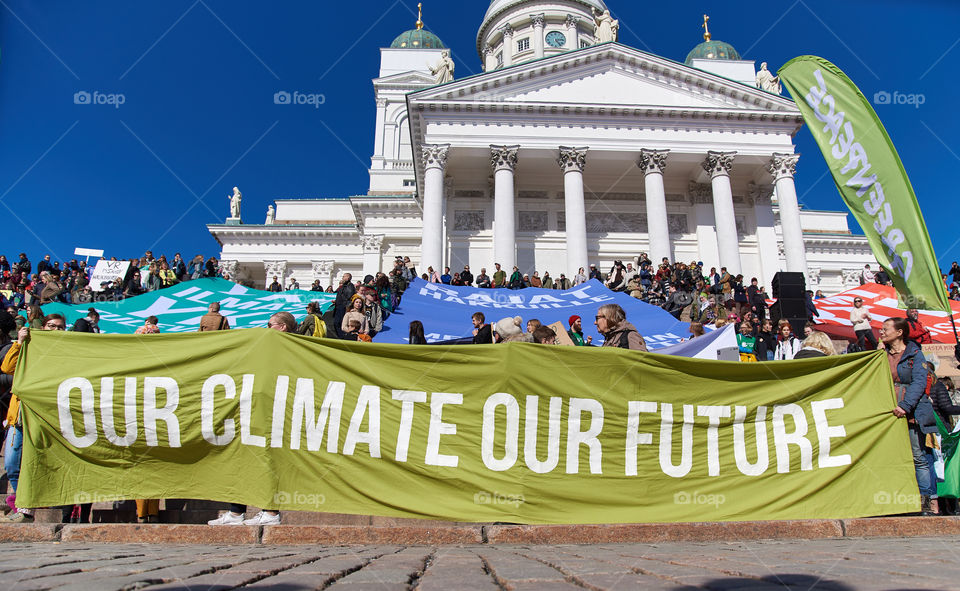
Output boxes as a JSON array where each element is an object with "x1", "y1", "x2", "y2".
[{"x1": 906, "y1": 309, "x2": 933, "y2": 345}]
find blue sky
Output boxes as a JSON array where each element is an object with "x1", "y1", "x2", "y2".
[{"x1": 1, "y1": 0, "x2": 958, "y2": 266}]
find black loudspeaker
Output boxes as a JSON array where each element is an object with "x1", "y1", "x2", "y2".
[
  {"x1": 770, "y1": 271, "x2": 809, "y2": 338},
  {"x1": 772, "y1": 272, "x2": 806, "y2": 300}
]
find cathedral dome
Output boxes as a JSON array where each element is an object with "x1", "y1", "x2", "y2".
[
  {"x1": 391, "y1": 28, "x2": 446, "y2": 50},
  {"x1": 684, "y1": 39, "x2": 741, "y2": 65},
  {"x1": 482, "y1": 0, "x2": 608, "y2": 27}
]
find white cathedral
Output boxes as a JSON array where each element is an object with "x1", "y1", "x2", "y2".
[{"x1": 209, "y1": 0, "x2": 876, "y2": 293}]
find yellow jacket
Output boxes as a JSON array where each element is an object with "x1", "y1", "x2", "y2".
[{"x1": 3, "y1": 341, "x2": 22, "y2": 426}]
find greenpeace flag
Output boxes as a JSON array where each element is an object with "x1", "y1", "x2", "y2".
[
  {"x1": 779, "y1": 56, "x2": 950, "y2": 312},
  {"x1": 377, "y1": 278, "x2": 689, "y2": 348}
]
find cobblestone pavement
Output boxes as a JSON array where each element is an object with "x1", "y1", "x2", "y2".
[{"x1": 0, "y1": 537, "x2": 956, "y2": 590}]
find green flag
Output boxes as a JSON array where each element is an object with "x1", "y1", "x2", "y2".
[
  {"x1": 779, "y1": 56, "x2": 949, "y2": 312},
  {"x1": 13, "y1": 329, "x2": 918, "y2": 523}
]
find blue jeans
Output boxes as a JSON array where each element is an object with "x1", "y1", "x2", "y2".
[
  {"x1": 3, "y1": 425, "x2": 22, "y2": 492},
  {"x1": 909, "y1": 424, "x2": 934, "y2": 497}
]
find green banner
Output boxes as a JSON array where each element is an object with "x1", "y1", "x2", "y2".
[
  {"x1": 15, "y1": 330, "x2": 918, "y2": 523},
  {"x1": 779, "y1": 56, "x2": 949, "y2": 312}
]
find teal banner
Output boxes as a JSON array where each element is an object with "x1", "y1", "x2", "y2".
[{"x1": 40, "y1": 279, "x2": 334, "y2": 333}]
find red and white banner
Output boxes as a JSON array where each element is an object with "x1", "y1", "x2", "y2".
[{"x1": 811, "y1": 283, "x2": 959, "y2": 344}]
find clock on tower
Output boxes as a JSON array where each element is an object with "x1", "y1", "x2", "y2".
[{"x1": 545, "y1": 30, "x2": 566, "y2": 48}]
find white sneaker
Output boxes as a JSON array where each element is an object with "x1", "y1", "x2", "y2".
[
  {"x1": 242, "y1": 511, "x2": 281, "y2": 525},
  {"x1": 207, "y1": 511, "x2": 244, "y2": 525}
]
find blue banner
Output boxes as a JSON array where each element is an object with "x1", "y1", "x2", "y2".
[{"x1": 377, "y1": 279, "x2": 689, "y2": 348}]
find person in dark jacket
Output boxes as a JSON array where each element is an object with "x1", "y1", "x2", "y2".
[
  {"x1": 471, "y1": 312, "x2": 492, "y2": 344},
  {"x1": 804, "y1": 290, "x2": 819, "y2": 320},
  {"x1": 875, "y1": 266, "x2": 892, "y2": 286},
  {"x1": 755, "y1": 318, "x2": 777, "y2": 361},
  {"x1": 409, "y1": 320, "x2": 427, "y2": 345},
  {"x1": 72, "y1": 309, "x2": 100, "y2": 333},
  {"x1": 928, "y1": 374, "x2": 960, "y2": 428},
  {"x1": 332, "y1": 273, "x2": 355, "y2": 338},
  {"x1": 882, "y1": 317, "x2": 939, "y2": 515}
]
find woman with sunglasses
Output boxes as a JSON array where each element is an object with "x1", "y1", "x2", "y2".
[{"x1": 850, "y1": 297, "x2": 878, "y2": 350}]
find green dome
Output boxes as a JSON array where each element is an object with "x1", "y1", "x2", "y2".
[
  {"x1": 390, "y1": 28, "x2": 445, "y2": 49},
  {"x1": 684, "y1": 40, "x2": 741, "y2": 65}
]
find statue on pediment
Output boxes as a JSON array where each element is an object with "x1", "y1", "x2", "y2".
[
  {"x1": 594, "y1": 9, "x2": 619, "y2": 43},
  {"x1": 756, "y1": 62, "x2": 782, "y2": 94},
  {"x1": 430, "y1": 50, "x2": 455, "y2": 84},
  {"x1": 228, "y1": 187, "x2": 242, "y2": 220}
]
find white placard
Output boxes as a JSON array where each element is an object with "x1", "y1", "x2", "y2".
[
  {"x1": 89, "y1": 260, "x2": 130, "y2": 291},
  {"x1": 74, "y1": 247, "x2": 104, "y2": 258}
]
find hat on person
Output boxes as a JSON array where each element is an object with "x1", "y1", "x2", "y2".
[
  {"x1": 494, "y1": 316, "x2": 523, "y2": 340},
  {"x1": 568, "y1": 315, "x2": 580, "y2": 327}
]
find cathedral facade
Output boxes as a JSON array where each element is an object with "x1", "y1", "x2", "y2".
[{"x1": 209, "y1": 0, "x2": 875, "y2": 293}]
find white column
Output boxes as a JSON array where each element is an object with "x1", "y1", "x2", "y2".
[
  {"x1": 565, "y1": 15, "x2": 579, "y2": 50},
  {"x1": 372, "y1": 97, "x2": 387, "y2": 160},
  {"x1": 263, "y1": 261, "x2": 286, "y2": 288},
  {"x1": 531, "y1": 14, "x2": 545, "y2": 59},
  {"x1": 311, "y1": 260, "x2": 334, "y2": 289},
  {"x1": 638, "y1": 149, "x2": 671, "y2": 263},
  {"x1": 220, "y1": 260, "x2": 239, "y2": 282},
  {"x1": 501, "y1": 25, "x2": 514, "y2": 67},
  {"x1": 750, "y1": 183, "x2": 780, "y2": 289},
  {"x1": 690, "y1": 181, "x2": 720, "y2": 266},
  {"x1": 491, "y1": 145, "x2": 519, "y2": 270},
  {"x1": 421, "y1": 144, "x2": 449, "y2": 274},
  {"x1": 361, "y1": 235, "x2": 384, "y2": 277},
  {"x1": 482, "y1": 44, "x2": 496, "y2": 72},
  {"x1": 558, "y1": 146, "x2": 588, "y2": 275},
  {"x1": 769, "y1": 153, "x2": 808, "y2": 274},
  {"x1": 702, "y1": 151, "x2": 741, "y2": 275}
]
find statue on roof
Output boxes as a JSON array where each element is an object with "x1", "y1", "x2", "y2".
[
  {"x1": 430, "y1": 50, "x2": 455, "y2": 84},
  {"x1": 228, "y1": 186, "x2": 242, "y2": 220},
  {"x1": 593, "y1": 8, "x2": 619, "y2": 43},
  {"x1": 266, "y1": 204, "x2": 275, "y2": 225},
  {"x1": 756, "y1": 62, "x2": 782, "y2": 94}
]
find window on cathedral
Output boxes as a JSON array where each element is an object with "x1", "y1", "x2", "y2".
[
  {"x1": 403, "y1": 179, "x2": 416, "y2": 187},
  {"x1": 581, "y1": 39, "x2": 591, "y2": 48},
  {"x1": 517, "y1": 38, "x2": 530, "y2": 53}
]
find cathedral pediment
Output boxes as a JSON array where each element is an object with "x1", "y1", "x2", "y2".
[
  {"x1": 409, "y1": 43, "x2": 798, "y2": 114},
  {"x1": 373, "y1": 71, "x2": 439, "y2": 88}
]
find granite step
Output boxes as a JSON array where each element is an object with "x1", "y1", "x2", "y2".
[{"x1": 2, "y1": 517, "x2": 960, "y2": 545}]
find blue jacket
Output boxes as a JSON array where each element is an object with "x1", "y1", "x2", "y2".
[{"x1": 894, "y1": 340, "x2": 937, "y2": 434}]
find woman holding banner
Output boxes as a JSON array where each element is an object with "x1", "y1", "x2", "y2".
[{"x1": 882, "y1": 317, "x2": 940, "y2": 515}]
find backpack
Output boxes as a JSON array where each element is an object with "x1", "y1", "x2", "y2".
[{"x1": 310, "y1": 314, "x2": 326, "y2": 338}]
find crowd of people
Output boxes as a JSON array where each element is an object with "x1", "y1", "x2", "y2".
[
  {"x1": 3, "y1": 250, "x2": 960, "y2": 524},
  {"x1": 0, "y1": 251, "x2": 225, "y2": 308}
]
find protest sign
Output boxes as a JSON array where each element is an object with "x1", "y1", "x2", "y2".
[
  {"x1": 378, "y1": 279, "x2": 689, "y2": 348},
  {"x1": 41, "y1": 278, "x2": 334, "y2": 333},
  {"x1": 89, "y1": 260, "x2": 130, "y2": 292},
  {"x1": 15, "y1": 329, "x2": 917, "y2": 523}
]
